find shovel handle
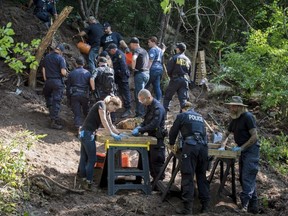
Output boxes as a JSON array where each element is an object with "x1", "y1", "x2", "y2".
[
  {"x1": 204, "y1": 120, "x2": 214, "y2": 132},
  {"x1": 77, "y1": 27, "x2": 85, "y2": 43}
]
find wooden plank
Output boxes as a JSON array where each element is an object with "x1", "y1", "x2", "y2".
[
  {"x1": 96, "y1": 129, "x2": 158, "y2": 145},
  {"x1": 208, "y1": 149, "x2": 239, "y2": 159}
]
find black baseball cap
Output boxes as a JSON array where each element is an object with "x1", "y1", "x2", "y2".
[
  {"x1": 129, "y1": 37, "x2": 139, "y2": 44},
  {"x1": 176, "y1": 42, "x2": 186, "y2": 52},
  {"x1": 55, "y1": 44, "x2": 65, "y2": 52},
  {"x1": 106, "y1": 43, "x2": 117, "y2": 50},
  {"x1": 98, "y1": 56, "x2": 107, "y2": 63},
  {"x1": 75, "y1": 56, "x2": 85, "y2": 65},
  {"x1": 103, "y1": 22, "x2": 111, "y2": 28}
]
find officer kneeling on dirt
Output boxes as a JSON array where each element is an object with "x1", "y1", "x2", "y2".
[{"x1": 169, "y1": 102, "x2": 210, "y2": 215}]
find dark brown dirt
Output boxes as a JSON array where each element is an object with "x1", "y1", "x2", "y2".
[{"x1": 0, "y1": 1, "x2": 287, "y2": 216}]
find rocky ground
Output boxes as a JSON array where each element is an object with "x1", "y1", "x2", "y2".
[{"x1": 0, "y1": 1, "x2": 287, "y2": 216}]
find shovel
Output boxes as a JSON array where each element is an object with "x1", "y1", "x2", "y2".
[{"x1": 204, "y1": 120, "x2": 223, "y2": 143}]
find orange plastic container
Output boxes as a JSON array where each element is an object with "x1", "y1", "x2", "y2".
[
  {"x1": 77, "y1": 41, "x2": 91, "y2": 55},
  {"x1": 121, "y1": 152, "x2": 131, "y2": 168},
  {"x1": 94, "y1": 152, "x2": 106, "y2": 169},
  {"x1": 125, "y1": 52, "x2": 133, "y2": 65}
]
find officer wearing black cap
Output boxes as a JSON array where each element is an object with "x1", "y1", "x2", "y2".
[
  {"x1": 66, "y1": 57, "x2": 93, "y2": 131},
  {"x1": 169, "y1": 102, "x2": 210, "y2": 215},
  {"x1": 99, "y1": 22, "x2": 129, "y2": 54},
  {"x1": 163, "y1": 42, "x2": 192, "y2": 113},
  {"x1": 107, "y1": 43, "x2": 132, "y2": 118},
  {"x1": 43, "y1": 44, "x2": 67, "y2": 129}
]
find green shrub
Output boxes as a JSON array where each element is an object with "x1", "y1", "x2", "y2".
[
  {"x1": 0, "y1": 22, "x2": 40, "y2": 74},
  {"x1": 0, "y1": 130, "x2": 46, "y2": 215},
  {"x1": 211, "y1": 1, "x2": 288, "y2": 118},
  {"x1": 260, "y1": 133, "x2": 288, "y2": 175}
]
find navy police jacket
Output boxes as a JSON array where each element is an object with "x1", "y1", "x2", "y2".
[
  {"x1": 167, "y1": 52, "x2": 191, "y2": 78},
  {"x1": 169, "y1": 109, "x2": 207, "y2": 145},
  {"x1": 110, "y1": 49, "x2": 129, "y2": 81},
  {"x1": 138, "y1": 99, "x2": 165, "y2": 137}
]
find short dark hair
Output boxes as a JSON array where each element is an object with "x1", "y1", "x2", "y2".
[
  {"x1": 75, "y1": 56, "x2": 85, "y2": 65},
  {"x1": 149, "y1": 36, "x2": 158, "y2": 43}
]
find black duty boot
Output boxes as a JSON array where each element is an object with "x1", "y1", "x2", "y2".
[
  {"x1": 50, "y1": 120, "x2": 63, "y2": 130},
  {"x1": 248, "y1": 200, "x2": 259, "y2": 214},
  {"x1": 201, "y1": 202, "x2": 210, "y2": 213},
  {"x1": 175, "y1": 203, "x2": 192, "y2": 215}
]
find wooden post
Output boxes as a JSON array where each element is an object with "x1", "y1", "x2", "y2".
[{"x1": 28, "y1": 6, "x2": 73, "y2": 89}]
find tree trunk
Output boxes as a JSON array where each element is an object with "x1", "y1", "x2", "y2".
[
  {"x1": 28, "y1": 6, "x2": 74, "y2": 89},
  {"x1": 158, "y1": 12, "x2": 171, "y2": 45},
  {"x1": 191, "y1": 0, "x2": 200, "y2": 81}
]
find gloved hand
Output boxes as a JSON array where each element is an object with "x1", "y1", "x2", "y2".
[
  {"x1": 125, "y1": 47, "x2": 131, "y2": 53},
  {"x1": 232, "y1": 146, "x2": 242, "y2": 152},
  {"x1": 111, "y1": 132, "x2": 122, "y2": 141},
  {"x1": 119, "y1": 133, "x2": 129, "y2": 139},
  {"x1": 218, "y1": 147, "x2": 225, "y2": 151},
  {"x1": 132, "y1": 127, "x2": 140, "y2": 136}
]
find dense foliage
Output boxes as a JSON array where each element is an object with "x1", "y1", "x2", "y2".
[
  {"x1": 213, "y1": 1, "x2": 288, "y2": 118},
  {"x1": 0, "y1": 22, "x2": 40, "y2": 74},
  {"x1": 260, "y1": 134, "x2": 288, "y2": 175}
]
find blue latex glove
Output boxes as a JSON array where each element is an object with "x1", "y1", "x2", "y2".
[
  {"x1": 119, "y1": 133, "x2": 129, "y2": 139},
  {"x1": 232, "y1": 146, "x2": 242, "y2": 152},
  {"x1": 218, "y1": 147, "x2": 225, "y2": 151},
  {"x1": 132, "y1": 127, "x2": 140, "y2": 136},
  {"x1": 111, "y1": 132, "x2": 122, "y2": 141}
]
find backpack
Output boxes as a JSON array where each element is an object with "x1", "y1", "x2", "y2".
[{"x1": 95, "y1": 66, "x2": 115, "y2": 95}]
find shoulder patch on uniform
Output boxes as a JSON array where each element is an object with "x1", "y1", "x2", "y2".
[
  {"x1": 118, "y1": 54, "x2": 122, "y2": 59},
  {"x1": 155, "y1": 109, "x2": 160, "y2": 115}
]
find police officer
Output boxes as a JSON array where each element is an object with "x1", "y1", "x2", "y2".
[
  {"x1": 107, "y1": 43, "x2": 132, "y2": 118},
  {"x1": 75, "y1": 16, "x2": 103, "y2": 73},
  {"x1": 66, "y1": 56, "x2": 92, "y2": 131},
  {"x1": 129, "y1": 37, "x2": 150, "y2": 117},
  {"x1": 131, "y1": 89, "x2": 166, "y2": 183},
  {"x1": 163, "y1": 42, "x2": 191, "y2": 113},
  {"x1": 29, "y1": 0, "x2": 58, "y2": 27},
  {"x1": 90, "y1": 57, "x2": 115, "y2": 101},
  {"x1": 42, "y1": 44, "x2": 67, "y2": 129},
  {"x1": 169, "y1": 102, "x2": 210, "y2": 215}
]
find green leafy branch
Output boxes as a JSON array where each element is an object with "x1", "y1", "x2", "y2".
[{"x1": 0, "y1": 22, "x2": 40, "y2": 74}]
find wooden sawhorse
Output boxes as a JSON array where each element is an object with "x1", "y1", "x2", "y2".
[
  {"x1": 208, "y1": 157, "x2": 237, "y2": 203},
  {"x1": 152, "y1": 151, "x2": 182, "y2": 201}
]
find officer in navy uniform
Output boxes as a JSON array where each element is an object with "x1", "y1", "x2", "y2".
[
  {"x1": 29, "y1": 0, "x2": 58, "y2": 27},
  {"x1": 99, "y1": 22, "x2": 129, "y2": 54},
  {"x1": 66, "y1": 57, "x2": 92, "y2": 131},
  {"x1": 107, "y1": 43, "x2": 132, "y2": 118},
  {"x1": 163, "y1": 42, "x2": 191, "y2": 113},
  {"x1": 169, "y1": 102, "x2": 210, "y2": 215},
  {"x1": 42, "y1": 44, "x2": 67, "y2": 129},
  {"x1": 75, "y1": 16, "x2": 103, "y2": 73},
  {"x1": 131, "y1": 89, "x2": 166, "y2": 183}
]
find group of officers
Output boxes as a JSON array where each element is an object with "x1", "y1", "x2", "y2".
[{"x1": 41, "y1": 15, "x2": 260, "y2": 215}]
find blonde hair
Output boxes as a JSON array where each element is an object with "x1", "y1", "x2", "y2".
[{"x1": 104, "y1": 95, "x2": 122, "y2": 109}]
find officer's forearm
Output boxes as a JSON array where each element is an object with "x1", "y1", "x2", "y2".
[{"x1": 241, "y1": 128, "x2": 258, "y2": 150}]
